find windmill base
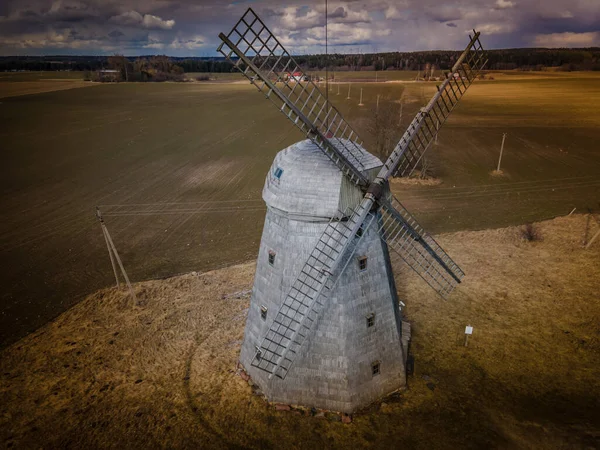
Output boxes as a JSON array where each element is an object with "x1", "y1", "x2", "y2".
[
  {"x1": 240, "y1": 321, "x2": 411, "y2": 414},
  {"x1": 239, "y1": 206, "x2": 412, "y2": 412}
]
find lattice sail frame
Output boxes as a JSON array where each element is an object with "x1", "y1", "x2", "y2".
[
  {"x1": 379, "y1": 196, "x2": 464, "y2": 298},
  {"x1": 217, "y1": 8, "x2": 370, "y2": 186},
  {"x1": 381, "y1": 31, "x2": 487, "y2": 179}
]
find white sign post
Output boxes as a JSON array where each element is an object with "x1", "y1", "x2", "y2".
[{"x1": 464, "y1": 325, "x2": 473, "y2": 347}]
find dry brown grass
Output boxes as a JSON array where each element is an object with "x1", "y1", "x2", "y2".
[
  {"x1": 396, "y1": 72, "x2": 600, "y2": 129},
  {"x1": 453, "y1": 76, "x2": 600, "y2": 128},
  {"x1": 390, "y1": 176, "x2": 443, "y2": 187},
  {"x1": 490, "y1": 169, "x2": 508, "y2": 178},
  {"x1": 1, "y1": 215, "x2": 599, "y2": 449}
]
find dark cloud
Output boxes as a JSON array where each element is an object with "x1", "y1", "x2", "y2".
[
  {"x1": 423, "y1": 6, "x2": 462, "y2": 23},
  {"x1": 108, "y1": 29, "x2": 125, "y2": 38},
  {"x1": 0, "y1": 0, "x2": 598, "y2": 56},
  {"x1": 263, "y1": 8, "x2": 284, "y2": 17},
  {"x1": 329, "y1": 7, "x2": 348, "y2": 20}
]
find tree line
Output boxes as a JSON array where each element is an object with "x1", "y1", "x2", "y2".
[
  {"x1": 1, "y1": 47, "x2": 599, "y2": 75},
  {"x1": 292, "y1": 48, "x2": 600, "y2": 71},
  {"x1": 87, "y1": 55, "x2": 185, "y2": 82}
]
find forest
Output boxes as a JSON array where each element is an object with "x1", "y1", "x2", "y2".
[{"x1": 1, "y1": 47, "x2": 599, "y2": 74}]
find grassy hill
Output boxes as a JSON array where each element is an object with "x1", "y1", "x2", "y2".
[{"x1": 1, "y1": 215, "x2": 598, "y2": 449}]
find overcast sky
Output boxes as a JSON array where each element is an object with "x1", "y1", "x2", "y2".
[{"x1": 0, "y1": 0, "x2": 599, "y2": 56}]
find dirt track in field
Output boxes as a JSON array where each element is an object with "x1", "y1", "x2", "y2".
[
  {"x1": 0, "y1": 72, "x2": 599, "y2": 349},
  {"x1": 0, "y1": 72, "x2": 94, "y2": 98},
  {"x1": 0, "y1": 80, "x2": 95, "y2": 99}
]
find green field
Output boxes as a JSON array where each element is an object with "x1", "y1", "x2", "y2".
[
  {"x1": 184, "y1": 72, "x2": 241, "y2": 81},
  {"x1": 0, "y1": 71, "x2": 599, "y2": 348}
]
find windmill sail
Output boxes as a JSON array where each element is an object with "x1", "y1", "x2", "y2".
[
  {"x1": 379, "y1": 196, "x2": 464, "y2": 298},
  {"x1": 217, "y1": 8, "x2": 370, "y2": 187},
  {"x1": 381, "y1": 32, "x2": 487, "y2": 179}
]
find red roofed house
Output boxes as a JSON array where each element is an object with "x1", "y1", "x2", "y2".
[{"x1": 285, "y1": 71, "x2": 305, "y2": 82}]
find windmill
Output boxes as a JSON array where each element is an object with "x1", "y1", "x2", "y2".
[{"x1": 217, "y1": 9, "x2": 486, "y2": 413}]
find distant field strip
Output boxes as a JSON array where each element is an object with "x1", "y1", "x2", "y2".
[
  {"x1": 399, "y1": 176, "x2": 600, "y2": 201},
  {"x1": 1, "y1": 175, "x2": 595, "y2": 254},
  {"x1": 97, "y1": 176, "x2": 600, "y2": 217}
]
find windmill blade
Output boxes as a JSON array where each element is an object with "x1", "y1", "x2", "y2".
[
  {"x1": 378, "y1": 196, "x2": 464, "y2": 298},
  {"x1": 251, "y1": 202, "x2": 376, "y2": 379},
  {"x1": 217, "y1": 8, "x2": 370, "y2": 187},
  {"x1": 381, "y1": 31, "x2": 487, "y2": 179}
]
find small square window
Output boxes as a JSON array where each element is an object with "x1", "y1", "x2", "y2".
[
  {"x1": 355, "y1": 225, "x2": 364, "y2": 238},
  {"x1": 358, "y1": 256, "x2": 367, "y2": 271},
  {"x1": 366, "y1": 313, "x2": 375, "y2": 328},
  {"x1": 260, "y1": 305, "x2": 268, "y2": 320},
  {"x1": 274, "y1": 167, "x2": 284, "y2": 179},
  {"x1": 268, "y1": 251, "x2": 276, "y2": 266},
  {"x1": 372, "y1": 361, "x2": 380, "y2": 376}
]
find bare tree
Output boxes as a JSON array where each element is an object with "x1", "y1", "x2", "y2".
[
  {"x1": 366, "y1": 94, "x2": 438, "y2": 181},
  {"x1": 107, "y1": 54, "x2": 132, "y2": 82},
  {"x1": 418, "y1": 156, "x2": 436, "y2": 179},
  {"x1": 366, "y1": 96, "x2": 403, "y2": 163}
]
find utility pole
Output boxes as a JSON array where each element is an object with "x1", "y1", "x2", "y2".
[
  {"x1": 96, "y1": 207, "x2": 136, "y2": 304},
  {"x1": 325, "y1": 0, "x2": 331, "y2": 133},
  {"x1": 98, "y1": 207, "x2": 119, "y2": 288},
  {"x1": 359, "y1": 88, "x2": 364, "y2": 106},
  {"x1": 497, "y1": 133, "x2": 507, "y2": 172}
]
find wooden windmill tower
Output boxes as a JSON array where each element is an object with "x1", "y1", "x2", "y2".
[{"x1": 218, "y1": 9, "x2": 486, "y2": 413}]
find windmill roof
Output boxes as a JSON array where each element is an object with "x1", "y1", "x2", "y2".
[{"x1": 262, "y1": 139, "x2": 382, "y2": 220}]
